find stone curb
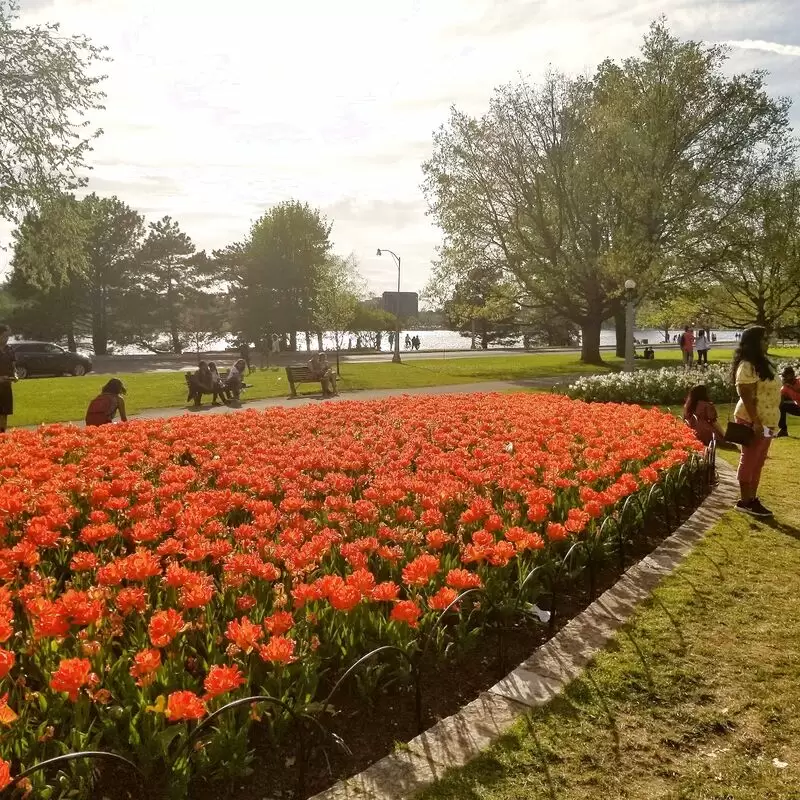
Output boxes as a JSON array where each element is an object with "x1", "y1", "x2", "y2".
[{"x1": 309, "y1": 461, "x2": 739, "y2": 800}]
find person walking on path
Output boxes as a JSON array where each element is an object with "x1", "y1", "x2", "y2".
[
  {"x1": 696, "y1": 328, "x2": 710, "y2": 366},
  {"x1": 85, "y1": 379, "x2": 128, "y2": 426},
  {"x1": 679, "y1": 326, "x2": 695, "y2": 370},
  {"x1": 0, "y1": 325, "x2": 18, "y2": 434},
  {"x1": 778, "y1": 366, "x2": 800, "y2": 437},
  {"x1": 732, "y1": 326, "x2": 781, "y2": 517}
]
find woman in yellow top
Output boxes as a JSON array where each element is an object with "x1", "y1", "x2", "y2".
[{"x1": 732, "y1": 326, "x2": 781, "y2": 518}]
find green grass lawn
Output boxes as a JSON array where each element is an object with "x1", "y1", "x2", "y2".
[
  {"x1": 418, "y1": 434, "x2": 800, "y2": 799},
  {"x1": 8, "y1": 347, "x2": 800, "y2": 427}
]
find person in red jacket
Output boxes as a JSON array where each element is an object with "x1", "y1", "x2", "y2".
[
  {"x1": 778, "y1": 366, "x2": 800, "y2": 437},
  {"x1": 85, "y1": 379, "x2": 128, "y2": 426}
]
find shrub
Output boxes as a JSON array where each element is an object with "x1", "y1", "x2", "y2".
[{"x1": 563, "y1": 361, "x2": 797, "y2": 405}]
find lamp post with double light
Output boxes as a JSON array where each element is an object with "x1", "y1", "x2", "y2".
[{"x1": 376, "y1": 248, "x2": 402, "y2": 364}]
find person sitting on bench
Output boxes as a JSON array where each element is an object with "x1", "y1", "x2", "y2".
[
  {"x1": 308, "y1": 352, "x2": 337, "y2": 397},
  {"x1": 225, "y1": 358, "x2": 248, "y2": 401},
  {"x1": 187, "y1": 361, "x2": 214, "y2": 407},
  {"x1": 208, "y1": 362, "x2": 229, "y2": 405}
]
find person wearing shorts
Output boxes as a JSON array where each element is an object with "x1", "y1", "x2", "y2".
[
  {"x1": 732, "y1": 326, "x2": 781, "y2": 518},
  {"x1": 0, "y1": 325, "x2": 17, "y2": 433},
  {"x1": 679, "y1": 326, "x2": 695, "y2": 369}
]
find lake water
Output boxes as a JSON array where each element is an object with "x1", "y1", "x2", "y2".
[{"x1": 109, "y1": 328, "x2": 743, "y2": 356}]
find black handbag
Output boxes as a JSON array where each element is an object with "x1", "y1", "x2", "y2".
[
  {"x1": 725, "y1": 380, "x2": 754, "y2": 446},
  {"x1": 724, "y1": 420, "x2": 754, "y2": 446}
]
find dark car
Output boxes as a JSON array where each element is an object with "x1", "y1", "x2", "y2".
[{"x1": 9, "y1": 341, "x2": 93, "y2": 379}]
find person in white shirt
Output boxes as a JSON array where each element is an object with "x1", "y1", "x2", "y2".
[
  {"x1": 696, "y1": 328, "x2": 710, "y2": 366},
  {"x1": 226, "y1": 359, "x2": 247, "y2": 400}
]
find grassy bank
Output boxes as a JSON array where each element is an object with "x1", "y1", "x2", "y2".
[
  {"x1": 418, "y1": 438, "x2": 800, "y2": 800},
  {"x1": 9, "y1": 347, "x2": 800, "y2": 427}
]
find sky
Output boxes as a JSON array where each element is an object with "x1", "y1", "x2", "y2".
[{"x1": 6, "y1": 0, "x2": 800, "y2": 296}]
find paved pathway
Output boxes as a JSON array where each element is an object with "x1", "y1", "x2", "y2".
[{"x1": 59, "y1": 376, "x2": 577, "y2": 428}]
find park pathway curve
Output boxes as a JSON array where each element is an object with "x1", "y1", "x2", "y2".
[{"x1": 58, "y1": 375, "x2": 578, "y2": 428}]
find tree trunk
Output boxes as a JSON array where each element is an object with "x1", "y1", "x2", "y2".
[
  {"x1": 66, "y1": 325, "x2": 77, "y2": 353},
  {"x1": 305, "y1": 331, "x2": 311, "y2": 351},
  {"x1": 376, "y1": 331, "x2": 382, "y2": 351},
  {"x1": 316, "y1": 332, "x2": 323, "y2": 350},
  {"x1": 580, "y1": 315, "x2": 604, "y2": 364},
  {"x1": 91, "y1": 288, "x2": 108, "y2": 355},
  {"x1": 614, "y1": 309, "x2": 626, "y2": 358},
  {"x1": 290, "y1": 331, "x2": 297, "y2": 351}
]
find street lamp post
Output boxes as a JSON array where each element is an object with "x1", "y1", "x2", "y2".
[
  {"x1": 377, "y1": 248, "x2": 402, "y2": 364},
  {"x1": 624, "y1": 279, "x2": 637, "y2": 372}
]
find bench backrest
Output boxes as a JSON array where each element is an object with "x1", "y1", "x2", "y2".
[{"x1": 287, "y1": 365, "x2": 314, "y2": 379}]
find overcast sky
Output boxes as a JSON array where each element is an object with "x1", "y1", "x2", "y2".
[{"x1": 7, "y1": 0, "x2": 800, "y2": 295}]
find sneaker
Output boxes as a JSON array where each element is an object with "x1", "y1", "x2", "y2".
[
  {"x1": 734, "y1": 500, "x2": 758, "y2": 516},
  {"x1": 750, "y1": 498, "x2": 774, "y2": 518},
  {"x1": 776, "y1": 429, "x2": 789, "y2": 438}
]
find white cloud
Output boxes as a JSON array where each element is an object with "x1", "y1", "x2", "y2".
[
  {"x1": 723, "y1": 39, "x2": 800, "y2": 57},
  {"x1": 5, "y1": 0, "x2": 800, "y2": 296}
]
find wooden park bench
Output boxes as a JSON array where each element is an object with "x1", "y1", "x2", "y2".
[{"x1": 286, "y1": 364, "x2": 325, "y2": 398}]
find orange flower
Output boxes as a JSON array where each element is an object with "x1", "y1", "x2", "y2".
[
  {"x1": 116, "y1": 587, "x2": 147, "y2": 616},
  {"x1": 402, "y1": 554, "x2": 440, "y2": 587},
  {"x1": 225, "y1": 616, "x2": 263, "y2": 654},
  {"x1": 203, "y1": 664, "x2": 245, "y2": 699},
  {"x1": 259, "y1": 636, "x2": 296, "y2": 664},
  {"x1": 0, "y1": 649, "x2": 14, "y2": 679},
  {"x1": 0, "y1": 758, "x2": 10, "y2": 790},
  {"x1": 263, "y1": 611, "x2": 294, "y2": 636},
  {"x1": 446, "y1": 569, "x2": 482, "y2": 590},
  {"x1": 429, "y1": 587, "x2": 459, "y2": 611},
  {"x1": 49, "y1": 658, "x2": 96, "y2": 702},
  {"x1": 148, "y1": 609, "x2": 184, "y2": 648},
  {"x1": 165, "y1": 690, "x2": 206, "y2": 721},
  {"x1": 370, "y1": 581, "x2": 400, "y2": 602},
  {"x1": 390, "y1": 600, "x2": 422, "y2": 628},
  {"x1": 130, "y1": 648, "x2": 162, "y2": 687}
]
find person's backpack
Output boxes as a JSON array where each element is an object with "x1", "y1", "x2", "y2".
[
  {"x1": 678, "y1": 333, "x2": 686, "y2": 349},
  {"x1": 85, "y1": 393, "x2": 115, "y2": 426}
]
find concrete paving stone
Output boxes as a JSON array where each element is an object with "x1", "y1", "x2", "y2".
[
  {"x1": 406, "y1": 693, "x2": 527, "y2": 774},
  {"x1": 307, "y1": 747, "x2": 442, "y2": 800},
  {"x1": 488, "y1": 665, "x2": 566, "y2": 708}
]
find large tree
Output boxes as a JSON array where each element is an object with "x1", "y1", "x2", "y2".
[
  {"x1": 220, "y1": 201, "x2": 332, "y2": 350},
  {"x1": 124, "y1": 216, "x2": 211, "y2": 353},
  {"x1": 313, "y1": 253, "x2": 364, "y2": 372},
  {"x1": 0, "y1": 1, "x2": 107, "y2": 220},
  {"x1": 8, "y1": 193, "x2": 144, "y2": 353},
  {"x1": 422, "y1": 20, "x2": 792, "y2": 363}
]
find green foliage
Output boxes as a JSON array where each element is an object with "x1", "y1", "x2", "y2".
[
  {"x1": 0, "y1": 1, "x2": 108, "y2": 220},
  {"x1": 119, "y1": 216, "x2": 213, "y2": 353},
  {"x1": 221, "y1": 201, "x2": 333, "y2": 347},
  {"x1": 422, "y1": 19, "x2": 793, "y2": 364},
  {"x1": 7, "y1": 193, "x2": 144, "y2": 353}
]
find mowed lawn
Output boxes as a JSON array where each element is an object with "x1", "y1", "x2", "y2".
[
  {"x1": 418, "y1": 432, "x2": 800, "y2": 799},
  {"x1": 8, "y1": 346, "x2": 800, "y2": 427}
]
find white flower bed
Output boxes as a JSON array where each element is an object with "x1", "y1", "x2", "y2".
[{"x1": 563, "y1": 361, "x2": 797, "y2": 405}]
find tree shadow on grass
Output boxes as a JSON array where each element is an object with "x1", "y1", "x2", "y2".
[{"x1": 764, "y1": 518, "x2": 800, "y2": 541}]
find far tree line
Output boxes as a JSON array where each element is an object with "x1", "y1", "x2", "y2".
[{"x1": 3, "y1": 196, "x2": 399, "y2": 355}]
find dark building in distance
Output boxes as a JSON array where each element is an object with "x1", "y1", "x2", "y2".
[{"x1": 381, "y1": 291, "x2": 419, "y2": 318}]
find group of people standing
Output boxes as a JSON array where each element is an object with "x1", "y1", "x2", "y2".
[
  {"x1": 678, "y1": 326, "x2": 714, "y2": 368},
  {"x1": 683, "y1": 325, "x2": 798, "y2": 519}
]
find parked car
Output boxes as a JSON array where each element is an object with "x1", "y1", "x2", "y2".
[{"x1": 9, "y1": 341, "x2": 93, "y2": 378}]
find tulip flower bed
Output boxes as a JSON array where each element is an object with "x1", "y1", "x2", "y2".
[{"x1": 0, "y1": 394, "x2": 709, "y2": 799}]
